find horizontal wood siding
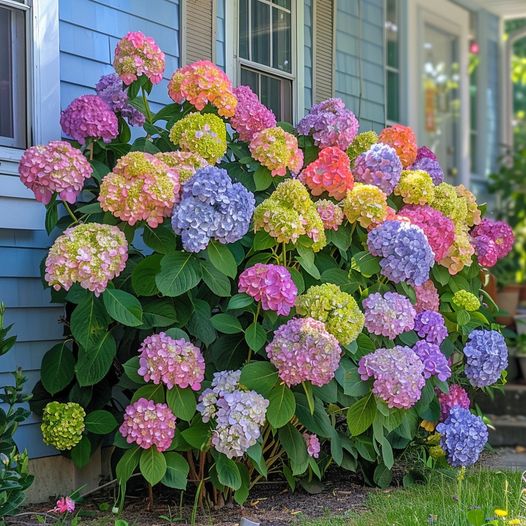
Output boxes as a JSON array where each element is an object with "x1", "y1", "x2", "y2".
[
  {"x1": 305, "y1": 0, "x2": 313, "y2": 113},
  {"x1": 313, "y1": 0, "x2": 335, "y2": 102},
  {"x1": 184, "y1": 0, "x2": 214, "y2": 64}
]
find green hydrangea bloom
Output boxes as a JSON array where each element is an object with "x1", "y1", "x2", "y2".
[
  {"x1": 431, "y1": 183, "x2": 468, "y2": 226},
  {"x1": 296, "y1": 283, "x2": 364, "y2": 345},
  {"x1": 41, "y1": 401, "x2": 85, "y2": 451},
  {"x1": 347, "y1": 131, "x2": 378, "y2": 164},
  {"x1": 394, "y1": 170, "x2": 435, "y2": 205},
  {"x1": 452, "y1": 290, "x2": 481, "y2": 311}
]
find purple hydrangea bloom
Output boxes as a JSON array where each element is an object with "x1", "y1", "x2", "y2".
[
  {"x1": 354, "y1": 143, "x2": 403, "y2": 194},
  {"x1": 464, "y1": 330, "x2": 508, "y2": 387},
  {"x1": 414, "y1": 311, "x2": 448, "y2": 345},
  {"x1": 172, "y1": 166, "x2": 255, "y2": 252},
  {"x1": 436, "y1": 407, "x2": 488, "y2": 467},
  {"x1": 297, "y1": 98, "x2": 359, "y2": 150},
  {"x1": 363, "y1": 291, "x2": 415, "y2": 339},
  {"x1": 415, "y1": 146, "x2": 436, "y2": 162},
  {"x1": 367, "y1": 220, "x2": 435, "y2": 286},
  {"x1": 412, "y1": 340, "x2": 451, "y2": 381},
  {"x1": 409, "y1": 156, "x2": 444, "y2": 185}
]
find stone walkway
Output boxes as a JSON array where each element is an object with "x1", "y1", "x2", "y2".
[{"x1": 484, "y1": 448, "x2": 526, "y2": 471}]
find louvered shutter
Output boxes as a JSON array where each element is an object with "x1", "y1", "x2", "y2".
[
  {"x1": 183, "y1": 0, "x2": 215, "y2": 64},
  {"x1": 313, "y1": 0, "x2": 335, "y2": 102}
]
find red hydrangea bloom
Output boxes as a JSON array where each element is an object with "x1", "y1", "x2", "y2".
[{"x1": 379, "y1": 124, "x2": 418, "y2": 167}]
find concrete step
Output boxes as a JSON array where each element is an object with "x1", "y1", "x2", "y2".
[
  {"x1": 487, "y1": 416, "x2": 526, "y2": 447},
  {"x1": 475, "y1": 384, "x2": 526, "y2": 417}
]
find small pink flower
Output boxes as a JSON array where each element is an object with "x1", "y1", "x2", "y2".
[
  {"x1": 303, "y1": 433, "x2": 321, "y2": 458},
  {"x1": 52, "y1": 496, "x2": 75, "y2": 514}
]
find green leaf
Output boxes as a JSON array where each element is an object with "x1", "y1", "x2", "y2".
[
  {"x1": 246, "y1": 443, "x2": 267, "y2": 477},
  {"x1": 90, "y1": 159, "x2": 110, "y2": 182},
  {"x1": 234, "y1": 464, "x2": 250, "y2": 505},
  {"x1": 116, "y1": 446, "x2": 141, "y2": 486},
  {"x1": 187, "y1": 299, "x2": 216, "y2": 346},
  {"x1": 352, "y1": 251, "x2": 381, "y2": 277},
  {"x1": 267, "y1": 383, "x2": 296, "y2": 428},
  {"x1": 85, "y1": 410, "x2": 118, "y2": 435},
  {"x1": 140, "y1": 447, "x2": 167, "y2": 486},
  {"x1": 432, "y1": 265, "x2": 450, "y2": 286},
  {"x1": 201, "y1": 260, "x2": 231, "y2": 297},
  {"x1": 41, "y1": 342, "x2": 75, "y2": 395},
  {"x1": 161, "y1": 452, "x2": 189, "y2": 490},
  {"x1": 373, "y1": 464, "x2": 393, "y2": 488},
  {"x1": 165, "y1": 327, "x2": 190, "y2": 341},
  {"x1": 77, "y1": 202, "x2": 103, "y2": 214},
  {"x1": 294, "y1": 393, "x2": 333, "y2": 438},
  {"x1": 347, "y1": 394, "x2": 376, "y2": 436},
  {"x1": 207, "y1": 242, "x2": 238, "y2": 279},
  {"x1": 253, "y1": 231, "x2": 277, "y2": 250},
  {"x1": 143, "y1": 225, "x2": 177, "y2": 254},
  {"x1": 76, "y1": 332, "x2": 116, "y2": 387},
  {"x1": 227, "y1": 293, "x2": 254, "y2": 310},
  {"x1": 45, "y1": 199, "x2": 58, "y2": 235},
  {"x1": 296, "y1": 246, "x2": 320, "y2": 279},
  {"x1": 156, "y1": 252, "x2": 202, "y2": 297},
  {"x1": 141, "y1": 300, "x2": 177, "y2": 328},
  {"x1": 70, "y1": 436, "x2": 91, "y2": 469},
  {"x1": 103, "y1": 288, "x2": 143, "y2": 327},
  {"x1": 240, "y1": 361, "x2": 278, "y2": 397},
  {"x1": 131, "y1": 384, "x2": 165, "y2": 403},
  {"x1": 244, "y1": 322, "x2": 267, "y2": 352},
  {"x1": 132, "y1": 255, "x2": 162, "y2": 296},
  {"x1": 278, "y1": 424, "x2": 309, "y2": 476},
  {"x1": 254, "y1": 165, "x2": 273, "y2": 191},
  {"x1": 466, "y1": 508, "x2": 485, "y2": 526},
  {"x1": 181, "y1": 420, "x2": 209, "y2": 450},
  {"x1": 335, "y1": 359, "x2": 370, "y2": 397},
  {"x1": 70, "y1": 295, "x2": 109, "y2": 349},
  {"x1": 166, "y1": 387, "x2": 196, "y2": 422},
  {"x1": 215, "y1": 454, "x2": 242, "y2": 490},
  {"x1": 123, "y1": 356, "x2": 145, "y2": 384},
  {"x1": 456, "y1": 309, "x2": 471, "y2": 326},
  {"x1": 211, "y1": 313, "x2": 243, "y2": 334}
]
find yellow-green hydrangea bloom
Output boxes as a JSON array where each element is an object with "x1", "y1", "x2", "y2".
[
  {"x1": 438, "y1": 226, "x2": 474, "y2": 275},
  {"x1": 347, "y1": 130, "x2": 378, "y2": 164},
  {"x1": 455, "y1": 184, "x2": 481, "y2": 227},
  {"x1": 431, "y1": 182, "x2": 468, "y2": 226},
  {"x1": 452, "y1": 290, "x2": 481, "y2": 311},
  {"x1": 394, "y1": 170, "x2": 435, "y2": 205},
  {"x1": 343, "y1": 183, "x2": 388, "y2": 229},
  {"x1": 41, "y1": 401, "x2": 86, "y2": 451}
]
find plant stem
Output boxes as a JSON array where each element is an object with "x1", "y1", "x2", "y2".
[
  {"x1": 282, "y1": 242, "x2": 287, "y2": 266},
  {"x1": 63, "y1": 202, "x2": 79, "y2": 224},
  {"x1": 147, "y1": 483, "x2": 154, "y2": 512},
  {"x1": 141, "y1": 86, "x2": 153, "y2": 123}
]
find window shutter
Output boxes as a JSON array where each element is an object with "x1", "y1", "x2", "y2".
[
  {"x1": 313, "y1": 0, "x2": 335, "y2": 103},
  {"x1": 183, "y1": 0, "x2": 215, "y2": 64}
]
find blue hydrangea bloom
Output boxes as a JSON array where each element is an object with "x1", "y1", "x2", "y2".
[
  {"x1": 414, "y1": 311, "x2": 448, "y2": 345},
  {"x1": 412, "y1": 340, "x2": 451, "y2": 381},
  {"x1": 410, "y1": 156, "x2": 444, "y2": 185},
  {"x1": 436, "y1": 407, "x2": 488, "y2": 467},
  {"x1": 172, "y1": 166, "x2": 255, "y2": 252},
  {"x1": 464, "y1": 329, "x2": 508, "y2": 387},
  {"x1": 354, "y1": 143, "x2": 403, "y2": 194},
  {"x1": 367, "y1": 220, "x2": 434, "y2": 286}
]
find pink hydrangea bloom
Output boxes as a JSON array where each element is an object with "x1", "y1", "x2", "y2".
[
  {"x1": 60, "y1": 95, "x2": 118, "y2": 144},
  {"x1": 230, "y1": 85, "x2": 277, "y2": 142},
  {"x1": 138, "y1": 332, "x2": 205, "y2": 390},
  {"x1": 168, "y1": 60, "x2": 237, "y2": 117},
  {"x1": 52, "y1": 497, "x2": 75, "y2": 514},
  {"x1": 99, "y1": 151, "x2": 179, "y2": 227},
  {"x1": 304, "y1": 433, "x2": 321, "y2": 458},
  {"x1": 113, "y1": 31, "x2": 165, "y2": 85},
  {"x1": 398, "y1": 205, "x2": 455, "y2": 261},
  {"x1": 363, "y1": 292, "x2": 416, "y2": 339},
  {"x1": 471, "y1": 234, "x2": 499, "y2": 268},
  {"x1": 119, "y1": 398, "x2": 176, "y2": 452},
  {"x1": 45, "y1": 223, "x2": 128, "y2": 296},
  {"x1": 249, "y1": 127, "x2": 303, "y2": 177},
  {"x1": 19, "y1": 141, "x2": 92, "y2": 204},
  {"x1": 299, "y1": 147, "x2": 354, "y2": 200},
  {"x1": 154, "y1": 151, "x2": 208, "y2": 184},
  {"x1": 266, "y1": 317, "x2": 341, "y2": 387},
  {"x1": 379, "y1": 124, "x2": 418, "y2": 168},
  {"x1": 358, "y1": 346, "x2": 426, "y2": 409},
  {"x1": 238, "y1": 263, "x2": 297, "y2": 316},
  {"x1": 438, "y1": 384, "x2": 471, "y2": 421},
  {"x1": 316, "y1": 200, "x2": 344, "y2": 230},
  {"x1": 472, "y1": 218, "x2": 515, "y2": 260},
  {"x1": 414, "y1": 280, "x2": 440, "y2": 313}
]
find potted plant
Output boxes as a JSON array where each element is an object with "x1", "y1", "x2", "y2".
[
  {"x1": 493, "y1": 256, "x2": 521, "y2": 325},
  {"x1": 515, "y1": 334, "x2": 526, "y2": 380}
]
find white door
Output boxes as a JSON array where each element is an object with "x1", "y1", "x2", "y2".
[{"x1": 406, "y1": 0, "x2": 470, "y2": 186}]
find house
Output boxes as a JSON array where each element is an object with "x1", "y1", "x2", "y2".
[{"x1": 0, "y1": 0, "x2": 524, "y2": 500}]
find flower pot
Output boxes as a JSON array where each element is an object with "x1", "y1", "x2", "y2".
[
  {"x1": 519, "y1": 284, "x2": 526, "y2": 306},
  {"x1": 516, "y1": 314, "x2": 526, "y2": 336},
  {"x1": 497, "y1": 284, "x2": 521, "y2": 325},
  {"x1": 507, "y1": 355, "x2": 520, "y2": 382},
  {"x1": 481, "y1": 271, "x2": 498, "y2": 303},
  {"x1": 518, "y1": 356, "x2": 526, "y2": 380}
]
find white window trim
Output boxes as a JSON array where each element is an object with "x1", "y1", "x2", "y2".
[{"x1": 224, "y1": 0, "x2": 304, "y2": 123}]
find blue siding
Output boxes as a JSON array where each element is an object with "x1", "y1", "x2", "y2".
[
  {"x1": 304, "y1": 0, "x2": 313, "y2": 114},
  {"x1": 335, "y1": 0, "x2": 386, "y2": 131}
]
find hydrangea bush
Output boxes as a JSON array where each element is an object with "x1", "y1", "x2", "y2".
[{"x1": 26, "y1": 32, "x2": 513, "y2": 507}]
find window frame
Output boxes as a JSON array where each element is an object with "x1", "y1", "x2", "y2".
[{"x1": 384, "y1": 0, "x2": 401, "y2": 125}]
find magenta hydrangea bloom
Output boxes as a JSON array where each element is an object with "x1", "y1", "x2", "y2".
[
  {"x1": 354, "y1": 143, "x2": 402, "y2": 194},
  {"x1": 472, "y1": 219, "x2": 515, "y2": 260},
  {"x1": 363, "y1": 292, "x2": 416, "y2": 339},
  {"x1": 119, "y1": 398, "x2": 176, "y2": 452},
  {"x1": 414, "y1": 280, "x2": 440, "y2": 313},
  {"x1": 316, "y1": 200, "x2": 344, "y2": 230},
  {"x1": 471, "y1": 234, "x2": 499, "y2": 268},
  {"x1": 297, "y1": 98, "x2": 359, "y2": 150},
  {"x1": 438, "y1": 384, "x2": 470, "y2": 421},
  {"x1": 19, "y1": 141, "x2": 92, "y2": 205},
  {"x1": 238, "y1": 263, "x2": 297, "y2": 316},
  {"x1": 358, "y1": 346, "x2": 425, "y2": 409},
  {"x1": 137, "y1": 332, "x2": 205, "y2": 391},
  {"x1": 412, "y1": 340, "x2": 451, "y2": 381},
  {"x1": 304, "y1": 433, "x2": 321, "y2": 458},
  {"x1": 231, "y1": 85, "x2": 277, "y2": 142},
  {"x1": 415, "y1": 146, "x2": 436, "y2": 162},
  {"x1": 60, "y1": 95, "x2": 118, "y2": 144},
  {"x1": 266, "y1": 317, "x2": 341, "y2": 387},
  {"x1": 414, "y1": 311, "x2": 448, "y2": 345}
]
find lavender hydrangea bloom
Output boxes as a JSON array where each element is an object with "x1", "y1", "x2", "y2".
[
  {"x1": 363, "y1": 291, "x2": 415, "y2": 339},
  {"x1": 172, "y1": 166, "x2": 255, "y2": 252},
  {"x1": 412, "y1": 340, "x2": 451, "y2": 381},
  {"x1": 436, "y1": 407, "x2": 488, "y2": 467},
  {"x1": 464, "y1": 330, "x2": 508, "y2": 387},
  {"x1": 409, "y1": 156, "x2": 444, "y2": 185},
  {"x1": 354, "y1": 143, "x2": 403, "y2": 194},
  {"x1": 367, "y1": 220, "x2": 435, "y2": 286},
  {"x1": 414, "y1": 311, "x2": 448, "y2": 345}
]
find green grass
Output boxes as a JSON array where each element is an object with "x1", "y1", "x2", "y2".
[{"x1": 299, "y1": 469, "x2": 526, "y2": 526}]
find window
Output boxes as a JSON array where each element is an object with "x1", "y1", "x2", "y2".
[
  {"x1": 385, "y1": 0, "x2": 400, "y2": 123},
  {"x1": 0, "y1": 0, "x2": 27, "y2": 149},
  {"x1": 468, "y1": 12, "x2": 479, "y2": 175},
  {"x1": 238, "y1": 0, "x2": 294, "y2": 121}
]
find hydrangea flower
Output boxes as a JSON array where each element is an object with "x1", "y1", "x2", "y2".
[
  {"x1": 197, "y1": 370, "x2": 241, "y2": 422},
  {"x1": 452, "y1": 290, "x2": 480, "y2": 311},
  {"x1": 172, "y1": 166, "x2": 255, "y2": 252},
  {"x1": 436, "y1": 407, "x2": 488, "y2": 467},
  {"x1": 119, "y1": 399, "x2": 176, "y2": 452},
  {"x1": 438, "y1": 384, "x2": 470, "y2": 421},
  {"x1": 154, "y1": 151, "x2": 208, "y2": 184},
  {"x1": 95, "y1": 73, "x2": 145, "y2": 126},
  {"x1": 316, "y1": 200, "x2": 344, "y2": 230},
  {"x1": 358, "y1": 346, "x2": 425, "y2": 409},
  {"x1": 343, "y1": 183, "x2": 388, "y2": 229},
  {"x1": 438, "y1": 227, "x2": 474, "y2": 275},
  {"x1": 472, "y1": 218, "x2": 515, "y2": 260},
  {"x1": 414, "y1": 310, "x2": 448, "y2": 345},
  {"x1": 168, "y1": 60, "x2": 237, "y2": 117},
  {"x1": 362, "y1": 292, "x2": 416, "y2": 339},
  {"x1": 41, "y1": 402, "x2": 85, "y2": 451},
  {"x1": 367, "y1": 220, "x2": 434, "y2": 286},
  {"x1": 464, "y1": 330, "x2": 508, "y2": 387},
  {"x1": 249, "y1": 127, "x2": 303, "y2": 177},
  {"x1": 354, "y1": 143, "x2": 402, "y2": 194},
  {"x1": 347, "y1": 130, "x2": 378, "y2": 164},
  {"x1": 266, "y1": 317, "x2": 342, "y2": 386},
  {"x1": 253, "y1": 179, "x2": 326, "y2": 251},
  {"x1": 19, "y1": 141, "x2": 92, "y2": 205},
  {"x1": 415, "y1": 146, "x2": 436, "y2": 161},
  {"x1": 379, "y1": 124, "x2": 417, "y2": 167},
  {"x1": 137, "y1": 332, "x2": 205, "y2": 390},
  {"x1": 60, "y1": 95, "x2": 118, "y2": 144},
  {"x1": 113, "y1": 31, "x2": 165, "y2": 85},
  {"x1": 238, "y1": 264, "x2": 297, "y2": 316},
  {"x1": 99, "y1": 151, "x2": 179, "y2": 227},
  {"x1": 230, "y1": 85, "x2": 277, "y2": 142},
  {"x1": 53, "y1": 497, "x2": 76, "y2": 514},
  {"x1": 169, "y1": 112, "x2": 227, "y2": 164},
  {"x1": 414, "y1": 280, "x2": 440, "y2": 313},
  {"x1": 297, "y1": 98, "x2": 359, "y2": 150},
  {"x1": 304, "y1": 433, "x2": 321, "y2": 458},
  {"x1": 431, "y1": 183, "x2": 468, "y2": 226},
  {"x1": 398, "y1": 205, "x2": 455, "y2": 261},
  {"x1": 299, "y1": 147, "x2": 353, "y2": 200},
  {"x1": 296, "y1": 283, "x2": 364, "y2": 345},
  {"x1": 409, "y1": 147, "x2": 444, "y2": 185},
  {"x1": 394, "y1": 170, "x2": 435, "y2": 205},
  {"x1": 412, "y1": 341, "x2": 451, "y2": 381},
  {"x1": 45, "y1": 223, "x2": 128, "y2": 296},
  {"x1": 471, "y1": 234, "x2": 499, "y2": 268},
  {"x1": 455, "y1": 185, "x2": 481, "y2": 227}
]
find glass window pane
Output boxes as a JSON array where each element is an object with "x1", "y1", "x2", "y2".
[
  {"x1": 272, "y1": 7, "x2": 291, "y2": 72},
  {"x1": 239, "y1": 0, "x2": 249, "y2": 60},
  {"x1": 385, "y1": 0, "x2": 399, "y2": 69},
  {"x1": 240, "y1": 67, "x2": 260, "y2": 97},
  {"x1": 251, "y1": 0, "x2": 271, "y2": 67},
  {"x1": 387, "y1": 70, "x2": 400, "y2": 122},
  {"x1": 0, "y1": 8, "x2": 14, "y2": 140},
  {"x1": 272, "y1": 0, "x2": 291, "y2": 10}
]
